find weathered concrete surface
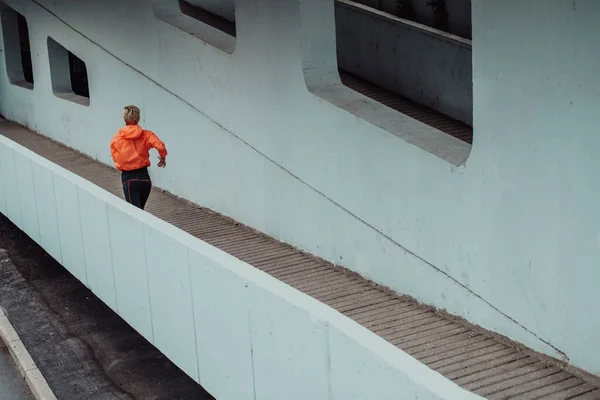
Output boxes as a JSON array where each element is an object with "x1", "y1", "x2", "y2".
[
  {"x1": 0, "y1": 215, "x2": 214, "y2": 400},
  {"x1": 2, "y1": 0, "x2": 600, "y2": 377},
  {"x1": 336, "y1": 0, "x2": 473, "y2": 125},
  {"x1": 0, "y1": 121, "x2": 483, "y2": 400},
  {"x1": 2, "y1": 120, "x2": 599, "y2": 399},
  {"x1": 0, "y1": 341, "x2": 35, "y2": 400}
]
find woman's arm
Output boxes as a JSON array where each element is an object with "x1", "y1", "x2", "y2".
[
  {"x1": 147, "y1": 131, "x2": 168, "y2": 167},
  {"x1": 109, "y1": 137, "x2": 121, "y2": 169},
  {"x1": 147, "y1": 132, "x2": 168, "y2": 158}
]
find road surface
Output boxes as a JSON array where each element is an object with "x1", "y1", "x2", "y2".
[{"x1": 0, "y1": 341, "x2": 35, "y2": 400}]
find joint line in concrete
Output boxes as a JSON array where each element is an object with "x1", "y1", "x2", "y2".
[{"x1": 28, "y1": 0, "x2": 567, "y2": 361}]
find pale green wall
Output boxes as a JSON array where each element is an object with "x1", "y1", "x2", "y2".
[
  {"x1": 0, "y1": 132, "x2": 481, "y2": 399},
  {"x1": 0, "y1": 0, "x2": 599, "y2": 375}
]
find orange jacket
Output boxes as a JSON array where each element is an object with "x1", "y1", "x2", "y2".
[{"x1": 110, "y1": 125, "x2": 168, "y2": 171}]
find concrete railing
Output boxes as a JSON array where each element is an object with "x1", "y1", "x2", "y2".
[
  {"x1": 346, "y1": 0, "x2": 471, "y2": 38},
  {"x1": 336, "y1": 0, "x2": 472, "y2": 125},
  {"x1": 0, "y1": 134, "x2": 481, "y2": 400}
]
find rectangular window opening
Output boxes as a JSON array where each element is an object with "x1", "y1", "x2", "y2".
[
  {"x1": 0, "y1": 4, "x2": 34, "y2": 89},
  {"x1": 179, "y1": 0, "x2": 236, "y2": 37},
  {"x1": 335, "y1": 0, "x2": 473, "y2": 144},
  {"x1": 47, "y1": 37, "x2": 90, "y2": 106},
  {"x1": 68, "y1": 51, "x2": 89, "y2": 98},
  {"x1": 151, "y1": 0, "x2": 236, "y2": 54},
  {"x1": 16, "y1": 13, "x2": 33, "y2": 84}
]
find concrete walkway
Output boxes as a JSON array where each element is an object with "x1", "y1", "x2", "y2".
[
  {"x1": 0, "y1": 341, "x2": 34, "y2": 400},
  {"x1": 1, "y1": 118, "x2": 599, "y2": 399}
]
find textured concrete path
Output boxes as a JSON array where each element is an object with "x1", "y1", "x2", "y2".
[{"x1": 1, "y1": 118, "x2": 598, "y2": 399}]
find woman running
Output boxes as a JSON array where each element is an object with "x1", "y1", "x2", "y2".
[{"x1": 110, "y1": 105, "x2": 168, "y2": 210}]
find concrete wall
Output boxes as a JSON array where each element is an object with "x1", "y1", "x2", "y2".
[
  {"x1": 0, "y1": 134, "x2": 481, "y2": 400},
  {"x1": 164, "y1": 0, "x2": 474, "y2": 124},
  {"x1": 336, "y1": 0, "x2": 472, "y2": 125},
  {"x1": 0, "y1": 0, "x2": 599, "y2": 376},
  {"x1": 354, "y1": 0, "x2": 471, "y2": 38}
]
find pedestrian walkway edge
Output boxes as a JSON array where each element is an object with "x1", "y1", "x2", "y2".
[{"x1": 0, "y1": 305, "x2": 57, "y2": 400}]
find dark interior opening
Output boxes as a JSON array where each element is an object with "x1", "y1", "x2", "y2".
[
  {"x1": 68, "y1": 51, "x2": 89, "y2": 98},
  {"x1": 16, "y1": 12, "x2": 33, "y2": 84},
  {"x1": 178, "y1": 0, "x2": 236, "y2": 37},
  {"x1": 339, "y1": 70, "x2": 473, "y2": 144}
]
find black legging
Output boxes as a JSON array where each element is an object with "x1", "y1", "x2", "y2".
[{"x1": 121, "y1": 168, "x2": 152, "y2": 210}]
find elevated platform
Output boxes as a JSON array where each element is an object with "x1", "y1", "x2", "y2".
[{"x1": 0, "y1": 119, "x2": 598, "y2": 399}]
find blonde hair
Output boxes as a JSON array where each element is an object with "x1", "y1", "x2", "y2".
[{"x1": 123, "y1": 105, "x2": 141, "y2": 125}]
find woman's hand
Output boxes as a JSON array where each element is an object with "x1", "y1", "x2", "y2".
[{"x1": 157, "y1": 157, "x2": 166, "y2": 168}]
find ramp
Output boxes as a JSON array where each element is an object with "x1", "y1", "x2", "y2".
[{"x1": 1, "y1": 119, "x2": 598, "y2": 399}]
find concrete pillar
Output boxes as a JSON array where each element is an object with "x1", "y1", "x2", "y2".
[{"x1": 298, "y1": 0, "x2": 341, "y2": 86}]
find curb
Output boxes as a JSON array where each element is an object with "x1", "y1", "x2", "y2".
[{"x1": 0, "y1": 308, "x2": 57, "y2": 400}]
